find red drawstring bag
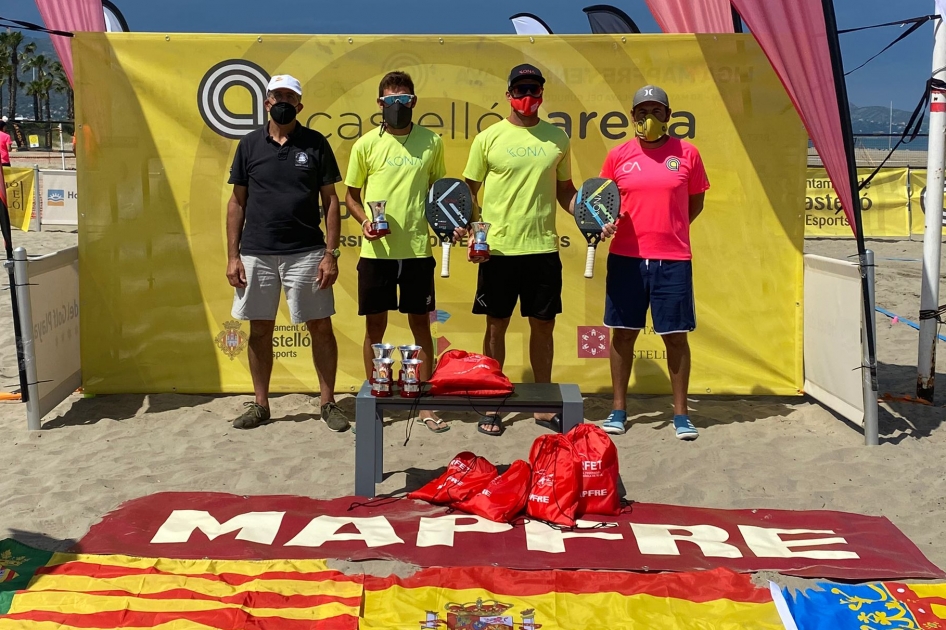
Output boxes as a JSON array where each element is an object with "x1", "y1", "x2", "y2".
[
  {"x1": 427, "y1": 350, "x2": 514, "y2": 397},
  {"x1": 526, "y1": 435, "x2": 581, "y2": 527},
  {"x1": 408, "y1": 452, "x2": 497, "y2": 504},
  {"x1": 452, "y1": 459, "x2": 531, "y2": 523},
  {"x1": 567, "y1": 424, "x2": 621, "y2": 516}
]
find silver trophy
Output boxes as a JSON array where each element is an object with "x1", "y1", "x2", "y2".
[
  {"x1": 470, "y1": 221, "x2": 491, "y2": 261},
  {"x1": 371, "y1": 357, "x2": 395, "y2": 397},
  {"x1": 397, "y1": 344, "x2": 422, "y2": 387},
  {"x1": 399, "y1": 358, "x2": 423, "y2": 398},
  {"x1": 371, "y1": 343, "x2": 395, "y2": 382},
  {"x1": 368, "y1": 200, "x2": 390, "y2": 236}
]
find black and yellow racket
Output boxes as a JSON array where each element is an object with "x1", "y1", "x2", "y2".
[
  {"x1": 574, "y1": 178, "x2": 620, "y2": 278},
  {"x1": 426, "y1": 178, "x2": 473, "y2": 278}
]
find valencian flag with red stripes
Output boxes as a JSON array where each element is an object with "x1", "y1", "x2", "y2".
[
  {"x1": 362, "y1": 565, "x2": 785, "y2": 628},
  {"x1": 0, "y1": 539, "x2": 362, "y2": 629}
]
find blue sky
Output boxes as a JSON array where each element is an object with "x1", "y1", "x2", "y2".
[{"x1": 4, "y1": 0, "x2": 935, "y2": 109}]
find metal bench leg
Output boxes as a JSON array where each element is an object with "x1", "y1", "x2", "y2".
[
  {"x1": 355, "y1": 382, "x2": 378, "y2": 497},
  {"x1": 560, "y1": 383, "x2": 584, "y2": 434},
  {"x1": 375, "y1": 408, "x2": 384, "y2": 484}
]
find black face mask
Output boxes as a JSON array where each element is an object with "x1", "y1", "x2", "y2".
[
  {"x1": 270, "y1": 102, "x2": 297, "y2": 125},
  {"x1": 383, "y1": 102, "x2": 412, "y2": 129}
]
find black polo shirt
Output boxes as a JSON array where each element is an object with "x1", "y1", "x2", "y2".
[{"x1": 228, "y1": 122, "x2": 342, "y2": 256}]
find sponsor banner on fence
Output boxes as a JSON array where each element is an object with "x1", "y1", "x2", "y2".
[
  {"x1": 3, "y1": 167, "x2": 35, "y2": 232},
  {"x1": 910, "y1": 168, "x2": 946, "y2": 236},
  {"x1": 39, "y1": 170, "x2": 79, "y2": 226},
  {"x1": 74, "y1": 33, "x2": 806, "y2": 395},
  {"x1": 76, "y1": 492, "x2": 943, "y2": 579},
  {"x1": 805, "y1": 167, "x2": 909, "y2": 237}
]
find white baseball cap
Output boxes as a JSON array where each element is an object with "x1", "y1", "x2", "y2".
[{"x1": 267, "y1": 74, "x2": 303, "y2": 97}]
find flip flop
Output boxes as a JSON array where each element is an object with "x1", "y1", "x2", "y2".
[
  {"x1": 534, "y1": 414, "x2": 562, "y2": 432},
  {"x1": 418, "y1": 417, "x2": 451, "y2": 434},
  {"x1": 477, "y1": 415, "x2": 504, "y2": 437}
]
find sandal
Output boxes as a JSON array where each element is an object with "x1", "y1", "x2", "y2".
[
  {"x1": 535, "y1": 414, "x2": 562, "y2": 432},
  {"x1": 477, "y1": 415, "x2": 504, "y2": 437},
  {"x1": 418, "y1": 417, "x2": 451, "y2": 434}
]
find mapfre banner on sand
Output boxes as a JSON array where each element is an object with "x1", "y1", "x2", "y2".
[
  {"x1": 73, "y1": 33, "x2": 806, "y2": 395},
  {"x1": 804, "y1": 167, "x2": 909, "y2": 237}
]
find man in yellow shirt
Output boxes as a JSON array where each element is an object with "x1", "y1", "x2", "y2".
[
  {"x1": 345, "y1": 71, "x2": 449, "y2": 433},
  {"x1": 463, "y1": 64, "x2": 577, "y2": 436}
]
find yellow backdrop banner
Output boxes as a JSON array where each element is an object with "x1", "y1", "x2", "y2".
[
  {"x1": 3, "y1": 167, "x2": 35, "y2": 232},
  {"x1": 73, "y1": 33, "x2": 806, "y2": 395},
  {"x1": 804, "y1": 167, "x2": 909, "y2": 237},
  {"x1": 910, "y1": 169, "x2": 946, "y2": 236}
]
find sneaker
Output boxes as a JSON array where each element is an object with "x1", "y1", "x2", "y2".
[
  {"x1": 232, "y1": 402, "x2": 270, "y2": 429},
  {"x1": 602, "y1": 410, "x2": 627, "y2": 435},
  {"x1": 673, "y1": 415, "x2": 699, "y2": 440},
  {"x1": 321, "y1": 402, "x2": 351, "y2": 433}
]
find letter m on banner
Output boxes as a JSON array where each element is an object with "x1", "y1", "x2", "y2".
[{"x1": 151, "y1": 510, "x2": 285, "y2": 545}]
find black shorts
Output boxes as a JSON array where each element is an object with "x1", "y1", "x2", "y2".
[
  {"x1": 357, "y1": 257, "x2": 436, "y2": 316},
  {"x1": 473, "y1": 252, "x2": 563, "y2": 320},
  {"x1": 604, "y1": 255, "x2": 695, "y2": 333}
]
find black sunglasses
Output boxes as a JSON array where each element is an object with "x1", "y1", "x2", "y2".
[{"x1": 510, "y1": 83, "x2": 543, "y2": 97}]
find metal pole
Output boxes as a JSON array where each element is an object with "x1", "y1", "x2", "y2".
[
  {"x1": 12, "y1": 247, "x2": 41, "y2": 430},
  {"x1": 918, "y1": 5, "x2": 946, "y2": 402},
  {"x1": 862, "y1": 249, "x2": 879, "y2": 445},
  {"x1": 58, "y1": 125, "x2": 65, "y2": 170},
  {"x1": 33, "y1": 164, "x2": 40, "y2": 232}
]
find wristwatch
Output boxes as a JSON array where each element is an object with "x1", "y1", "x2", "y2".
[{"x1": 330, "y1": 248, "x2": 341, "y2": 259}]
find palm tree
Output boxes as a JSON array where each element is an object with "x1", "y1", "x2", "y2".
[
  {"x1": 25, "y1": 78, "x2": 43, "y2": 121},
  {"x1": 0, "y1": 30, "x2": 25, "y2": 120},
  {"x1": 22, "y1": 47, "x2": 50, "y2": 122},
  {"x1": 50, "y1": 62, "x2": 72, "y2": 120}
]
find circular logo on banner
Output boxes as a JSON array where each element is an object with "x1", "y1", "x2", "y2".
[{"x1": 198, "y1": 59, "x2": 271, "y2": 139}]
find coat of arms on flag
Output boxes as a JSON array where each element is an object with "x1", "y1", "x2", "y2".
[
  {"x1": 214, "y1": 320, "x2": 249, "y2": 360},
  {"x1": 420, "y1": 598, "x2": 539, "y2": 630}
]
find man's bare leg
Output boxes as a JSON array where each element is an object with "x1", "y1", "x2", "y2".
[
  {"x1": 529, "y1": 316, "x2": 557, "y2": 423},
  {"x1": 662, "y1": 333, "x2": 691, "y2": 416},
  {"x1": 479, "y1": 316, "x2": 511, "y2": 433},
  {"x1": 363, "y1": 312, "x2": 388, "y2": 379},
  {"x1": 248, "y1": 320, "x2": 276, "y2": 409},
  {"x1": 408, "y1": 312, "x2": 446, "y2": 431},
  {"x1": 306, "y1": 317, "x2": 338, "y2": 405},
  {"x1": 610, "y1": 328, "x2": 640, "y2": 412}
]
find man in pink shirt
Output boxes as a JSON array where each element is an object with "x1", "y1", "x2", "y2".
[
  {"x1": 599, "y1": 85, "x2": 709, "y2": 440},
  {"x1": 0, "y1": 121, "x2": 13, "y2": 167}
]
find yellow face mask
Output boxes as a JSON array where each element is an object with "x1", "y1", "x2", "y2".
[{"x1": 634, "y1": 114, "x2": 668, "y2": 142}]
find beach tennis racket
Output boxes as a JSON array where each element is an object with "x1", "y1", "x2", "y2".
[
  {"x1": 574, "y1": 178, "x2": 620, "y2": 279},
  {"x1": 426, "y1": 178, "x2": 473, "y2": 278}
]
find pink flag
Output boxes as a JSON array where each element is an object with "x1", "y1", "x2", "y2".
[
  {"x1": 643, "y1": 0, "x2": 734, "y2": 33},
  {"x1": 728, "y1": 0, "x2": 856, "y2": 229},
  {"x1": 34, "y1": 0, "x2": 107, "y2": 86}
]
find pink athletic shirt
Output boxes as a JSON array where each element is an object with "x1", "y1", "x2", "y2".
[
  {"x1": 600, "y1": 137, "x2": 709, "y2": 261},
  {"x1": 0, "y1": 131, "x2": 12, "y2": 165}
]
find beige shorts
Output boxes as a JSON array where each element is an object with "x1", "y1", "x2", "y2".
[{"x1": 232, "y1": 249, "x2": 335, "y2": 324}]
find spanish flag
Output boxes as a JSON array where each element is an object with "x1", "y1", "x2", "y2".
[
  {"x1": 362, "y1": 565, "x2": 784, "y2": 629},
  {"x1": 0, "y1": 540, "x2": 362, "y2": 629}
]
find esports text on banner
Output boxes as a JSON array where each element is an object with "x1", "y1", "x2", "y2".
[
  {"x1": 804, "y1": 167, "x2": 909, "y2": 237},
  {"x1": 74, "y1": 33, "x2": 806, "y2": 395},
  {"x1": 3, "y1": 167, "x2": 35, "y2": 232}
]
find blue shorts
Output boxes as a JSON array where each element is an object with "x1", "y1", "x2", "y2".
[{"x1": 604, "y1": 254, "x2": 696, "y2": 334}]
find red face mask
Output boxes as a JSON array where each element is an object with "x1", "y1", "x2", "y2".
[{"x1": 510, "y1": 95, "x2": 542, "y2": 116}]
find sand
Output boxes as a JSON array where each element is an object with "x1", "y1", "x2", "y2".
[{"x1": 1, "y1": 229, "x2": 945, "y2": 574}]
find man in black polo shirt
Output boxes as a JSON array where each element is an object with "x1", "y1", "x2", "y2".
[{"x1": 226, "y1": 74, "x2": 349, "y2": 432}]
